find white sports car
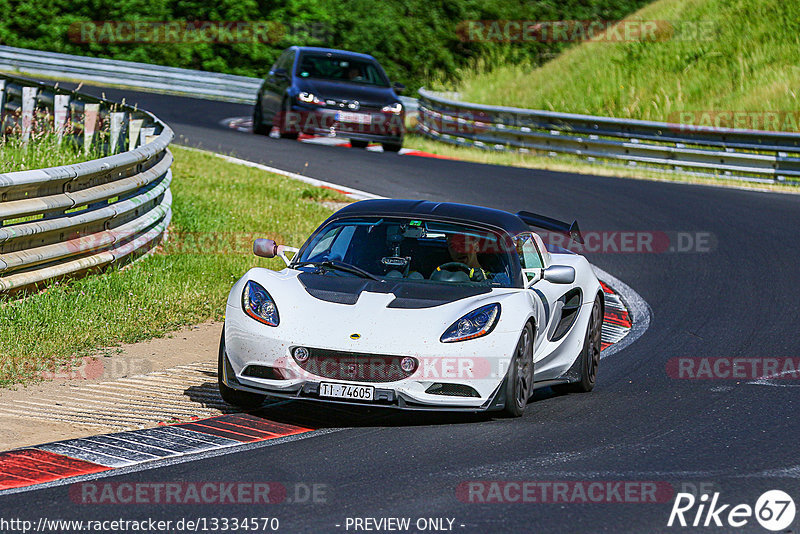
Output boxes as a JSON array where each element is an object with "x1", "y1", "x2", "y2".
[{"x1": 219, "y1": 199, "x2": 603, "y2": 416}]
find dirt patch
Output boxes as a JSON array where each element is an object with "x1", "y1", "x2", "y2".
[{"x1": 0, "y1": 321, "x2": 224, "y2": 450}]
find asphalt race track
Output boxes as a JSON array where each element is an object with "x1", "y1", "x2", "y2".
[{"x1": 4, "y1": 86, "x2": 800, "y2": 533}]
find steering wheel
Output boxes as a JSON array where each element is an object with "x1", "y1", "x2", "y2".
[
  {"x1": 437, "y1": 262, "x2": 472, "y2": 274},
  {"x1": 436, "y1": 262, "x2": 485, "y2": 281}
]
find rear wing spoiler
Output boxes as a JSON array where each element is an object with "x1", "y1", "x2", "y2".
[{"x1": 516, "y1": 211, "x2": 585, "y2": 245}]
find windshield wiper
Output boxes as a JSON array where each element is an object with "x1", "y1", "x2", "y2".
[{"x1": 291, "y1": 260, "x2": 382, "y2": 282}]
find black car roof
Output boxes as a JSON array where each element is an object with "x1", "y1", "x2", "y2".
[
  {"x1": 326, "y1": 199, "x2": 530, "y2": 235},
  {"x1": 289, "y1": 46, "x2": 376, "y2": 62}
]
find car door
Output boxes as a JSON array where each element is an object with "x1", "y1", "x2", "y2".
[
  {"x1": 262, "y1": 49, "x2": 294, "y2": 121},
  {"x1": 521, "y1": 231, "x2": 586, "y2": 379}
]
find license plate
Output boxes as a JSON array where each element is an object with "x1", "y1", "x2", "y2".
[
  {"x1": 335, "y1": 111, "x2": 372, "y2": 124},
  {"x1": 319, "y1": 382, "x2": 374, "y2": 401}
]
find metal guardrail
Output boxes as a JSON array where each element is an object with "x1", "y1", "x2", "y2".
[
  {"x1": 417, "y1": 89, "x2": 800, "y2": 184},
  {"x1": 0, "y1": 73, "x2": 173, "y2": 293},
  {"x1": 0, "y1": 45, "x2": 421, "y2": 114},
  {"x1": 0, "y1": 45, "x2": 261, "y2": 104}
]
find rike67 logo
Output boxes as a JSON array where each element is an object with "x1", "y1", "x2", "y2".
[{"x1": 668, "y1": 490, "x2": 796, "y2": 531}]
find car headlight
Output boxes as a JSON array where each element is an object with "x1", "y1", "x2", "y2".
[
  {"x1": 298, "y1": 92, "x2": 324, "y2": 105},
  {"x1": 242, "y1": 280, "x2": 279, "y2": 326},
  {"x1": 381, "y1": 102, "x2": 403, "y2": 114},
  {"x1": 440, "y1": 303, "x2": 500, "y2": 343}
]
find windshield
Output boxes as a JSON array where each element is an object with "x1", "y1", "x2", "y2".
[
  {"x1": 296, "y1": 53, "x2": 390, "y2": 87},
  {"x1": 293, "y1": 217, "x2": 517, "y2": 288}
]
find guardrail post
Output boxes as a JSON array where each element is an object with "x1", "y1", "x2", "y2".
[
  {"x1": 110, "y1": 112, "x2": 126, "y2": 154},
  {"x1": 54, "y1": 94, "x2": 70, "y2": 144},
  {"x1": 21, "y1": 87, "x2": 38, "y2": 144},
  {"x1": 0, "y1": 80, "x2": 6, "y2": 128},
  {"x1": 128, "y1": 118, "x2": 143, "y2": 150},
  {"x1": 83, "y1": 103, "x2": 100, "y2": 154}
]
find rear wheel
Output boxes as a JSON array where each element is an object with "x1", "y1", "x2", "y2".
[
  {"x1": 350, "y1": 139, "x2": 369, "y2": 149},
  {"x1": 252, "y1": 99, "x2": 268, "y2": 135},
  {"x1": 277, "y1": 98, "x2": 299, "y2": 140},
  {"x1": 382, "y1": 141, "x2": 402, "y2": 152},
  {"x1": 554, "y1": 295, "x2": 602, "y2": 394},
  {"x1": 218, "y1": 328, "x2": 266, "y2": 409},
  {"x1": 502, "y1": 323, "x2": 534, "y2": 417}
]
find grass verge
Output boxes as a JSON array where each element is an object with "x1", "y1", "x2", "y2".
[
  {"x1": 0, "y1": 145, "x2": 348, "y2": 387},
  {"x1": 452, "y1": 0, "x2": 800, "y2": 127}
]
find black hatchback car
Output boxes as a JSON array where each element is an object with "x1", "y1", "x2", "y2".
[{"x1": 253, "y1": 46, "x2": 406, "y2": 151}]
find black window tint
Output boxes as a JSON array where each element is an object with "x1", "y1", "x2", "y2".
[{"x1": 295, "y1": 53, "x2": 389, "y2": 87}]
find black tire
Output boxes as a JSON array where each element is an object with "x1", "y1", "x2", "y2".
[
  {"x1": 350, "y1": 139, "x2": 369, "y2": 149},
  {"x1": 382, "y1": 141, "x2": 402, "y2": 152},
  {"x1": 554, "y1": 295, "x2": 602, "y2": 394},
  {"x1": 218, "y1": 328, "x2": 266, "y2": 409},
  {"x1": 502, "y1": 323, "x2": 534, "y2": 417},
  {"x1": 252, "y1": 99, "x2": 268, "y2": 135},
  {"x1": 277, "y1": 98, "x2": 299, "y2": 140}
]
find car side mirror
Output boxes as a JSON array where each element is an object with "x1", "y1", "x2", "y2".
[
  {"x1": 273, "y1": 68, "x2": 289, "y2": 80},
  {"x1": 392, "y1": 81, "x2": 406, "y2": 93},
  {"x1": 254, "y1": 239, "x2": 278, "y2": 258},
  {"x1": 254, "y1": 239, "x2": 300, "y2": 266},
  {"x1": 543, "y1": 265, "x2": 575, "y2": 284}
]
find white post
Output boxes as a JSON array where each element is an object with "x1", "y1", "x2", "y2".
[
  {"x1": 54, "y1": 94, "x2": 70, "y2": 144},
  {"x1": 21, "y1": 87, "x2": 38, "y2": 144},
  {"x1": 128, "y1": 118, "x2": 143, "y2": 150},
  {"x1": 83, "y1": 103, "x2": 100, "y2": 154},
  {"x1": 0, "y1": 80, "x2": 6, "y2": 130},
  {"x1": 140, "y1": 126, "x2": 156, "y2": 146},
  {"x1": 110, "y1": 112, "x2": 126, "y2": 154}
]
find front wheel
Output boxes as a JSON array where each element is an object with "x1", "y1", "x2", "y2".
[
  {"x1": 218, "y1": 328, "x2": 266, "y2": 409},
  {"x1": 350, "y1": 139, "x2": 369, "y2": 149},
  {"x1": 502, "y1": 323, "x2": 534, "y2": 417},
  {"x1": 382, "y1": 141, "x2": 402, "y2": 152}
]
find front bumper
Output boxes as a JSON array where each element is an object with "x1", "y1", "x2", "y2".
[
  {"x1": 220, "y1": 349, "x2": 509, "y2": 412},
  {"x1": 283, "y1": 105, "x2": 405, "y2": 142},
  {"x1": 223, "y1": 300, "x2": 521, "y2": 410}
]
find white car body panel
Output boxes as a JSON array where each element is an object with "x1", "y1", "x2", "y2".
[{"x1": 222, "y1": 248, "x2": 601, "y2": 411}]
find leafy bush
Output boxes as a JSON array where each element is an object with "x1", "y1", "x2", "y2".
[{"x1": 0, "y1": 0, "x2": 650, "y2": 93}]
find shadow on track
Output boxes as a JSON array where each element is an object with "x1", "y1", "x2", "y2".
[{"x1": 184, "y1": 381, "x2": 561, "y2": 429}]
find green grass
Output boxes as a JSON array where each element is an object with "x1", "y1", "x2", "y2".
[
  {"x1": 0, "y1": 146, "x2": 346, "y2": 387},
  {"x1": 453, "y1": 0, "x2": 800, "y2": 127},
  {"x1": 0, "y1": 132, "x2": 95, "y2": 174}
]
